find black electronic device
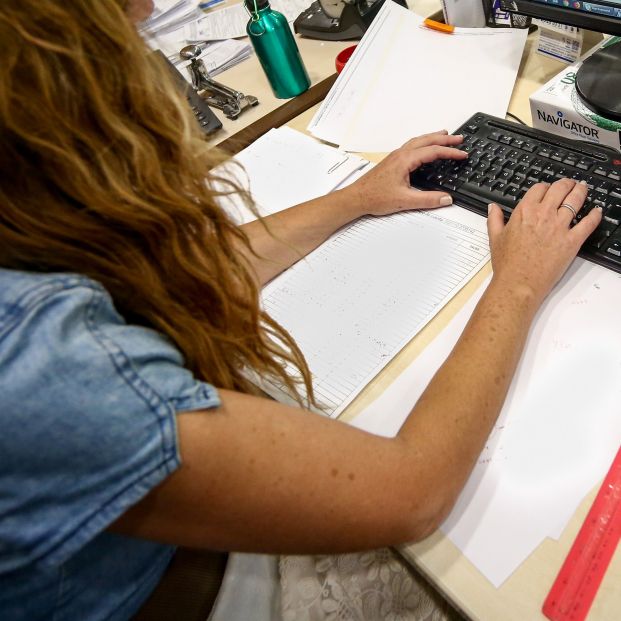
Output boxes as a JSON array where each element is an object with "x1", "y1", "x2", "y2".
[
  {"x1": 153, "y1": 50, "x2": 222, "y2": 135},
  {"x1": 410, "y1": 112, "x2": 621, "y2": 274},
  {"x1": 498, "y1": 0, "x2": 621, "y2": 122},
  {"x1": 294, "y1": 0, "x2": 407, "y2": 41}
]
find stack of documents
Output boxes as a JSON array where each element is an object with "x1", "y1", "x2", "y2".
[
  {"x1": 215, "y1": 126, "x2": 370, "y2": 224},
  {"x1": 351, "y1": 262, "x2": 621, "y2": 588},
  {"x1": 141, "y1": 0, "x2": 204, "y2": 36},
  {"x1": 309, "y1": 1, "x2": 528, "y2": 152},
  {"x1": 141, "y1": 0, "x2": 253, "y2": 77},
  {"x1": 184, "y1": 0, "x2": 310, "y2": 41}
]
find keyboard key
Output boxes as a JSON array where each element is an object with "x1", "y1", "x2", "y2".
[
  {"x1": 577, "y1": 158, "x2": 594, "y2": 170},
  {"x1": 481, "y1": 177, "x2": 496, "y2": 191},
  {"x1": 600, "y1": 220, "x2": 618, "y2": 237},
  {"x1": 586, "y1": 230, "x2": 610, "y2": 249},
  {"x1": 444, "y1": 177, "x2": 459, "y2": 191},
  {"x1": 504, "y1": 185, "x2": 521, "y2": 201},
  {"x1": 531, "y1": 159, "x2": 544, "y2": 172},
  {"x1": 606, "y1": 240, "x2": 621, "y2": 257},
  {"x1": 604, "y1": 205, "x2": 621, "y2": 226}
]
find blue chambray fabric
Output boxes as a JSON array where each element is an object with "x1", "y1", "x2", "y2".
[{"x1": 0, "y1": 268, "x2": 221, "y2": 621}]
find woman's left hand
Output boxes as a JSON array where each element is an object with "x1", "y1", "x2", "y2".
[{"x1": 346, "y1": 130, "x2": 467, "y2": 217}]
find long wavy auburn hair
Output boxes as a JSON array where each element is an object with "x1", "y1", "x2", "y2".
[{"x1": 0, "y1": 0, "x2": 314, "y2": 405}]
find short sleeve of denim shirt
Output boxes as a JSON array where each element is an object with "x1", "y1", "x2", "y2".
[{"x1": 0, "y1": 273, "x2": 221, "y2": 574}]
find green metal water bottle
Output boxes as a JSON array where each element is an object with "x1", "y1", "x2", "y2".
[{"x1": 245, "y1": 0, "x2": 310, "y2": 99}]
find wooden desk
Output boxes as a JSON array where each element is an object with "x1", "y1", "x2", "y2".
[{"x1": 282, "y1": 20, "x2": 621, "y2": 621}]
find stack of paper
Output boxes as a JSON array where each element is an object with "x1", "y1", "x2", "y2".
[
  {"x1": 141, "y1": 0, "x2": 253, "y2": 78},
  {"x1": 184, "y1": 0, "x2": 310, "y2": 41},
  {"x1": 309, "y1": 1, "x2": 528, "y2": 152},
  {"x1": 351, "y1": 261, "x2": 621, "y2": 587},
  {"x1": 156, "y1": 36, "x2": 253, "y2": 77},
  {"x1": 214, "y1": 126, "x2": 370, "y2": 225},
  {"x1": 141, "y1": 0, "x2": 204, "y2": 36}
]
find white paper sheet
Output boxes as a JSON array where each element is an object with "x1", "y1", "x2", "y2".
[
  {"x1": 215, "y1": 126, "x2": 369, "y2": 225},
  {"x1": 350, "y1": 258, "x2": 621, "y2": 587},
  {"x1": 350, "y1": 274, "x2": 489, "y2": 437},
  {"x1": 261, "y1": 206, "x2": 490, "y2": 417},
  {"x1": 309, "y1": 2, "x2": 528, "y2": 152}
]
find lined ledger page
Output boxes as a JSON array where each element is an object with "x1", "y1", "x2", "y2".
[{"x1": 260, "y1": 205, "x2": 490, "y2": 417}]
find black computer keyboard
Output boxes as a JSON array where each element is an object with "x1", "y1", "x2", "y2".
[{"x1": 410, "y1": 113, "x2": 621, "y2": 274}]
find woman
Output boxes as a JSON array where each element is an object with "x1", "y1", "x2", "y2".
[{"x1": 0, "y1": 1, "x2": 601, "y2": 620}]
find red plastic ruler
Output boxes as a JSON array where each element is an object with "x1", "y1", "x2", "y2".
[{"x1": 542, "y1": 445, "x2": 621, "y2": 621}]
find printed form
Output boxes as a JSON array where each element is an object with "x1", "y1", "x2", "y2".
[{"x1": 260, "y1": 206, "x2": 489, "y2": 417}]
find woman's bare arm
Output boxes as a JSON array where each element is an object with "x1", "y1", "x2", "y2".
[{"x1": 238, "y1": 132, "x2": 465, "y2": 285}]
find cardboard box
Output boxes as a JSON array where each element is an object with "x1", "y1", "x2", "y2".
[{"x1": 529, "y1": 36, "x2": 621, "y2": 153}]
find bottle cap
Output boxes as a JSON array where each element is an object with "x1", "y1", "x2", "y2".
[{"x1": 245, "y1": 0, "x2": 269, "y2": 10}]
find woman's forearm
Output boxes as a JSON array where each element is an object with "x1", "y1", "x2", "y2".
[
  {"x1": 394, "y1": 279, "x2": 538, "y2": 529},
  {"x1": 237, "y1": 133, "x2": 465, "y2": 286},
  {"x1": 238, "y1": 186, "x2": 363, "y2": 285}
]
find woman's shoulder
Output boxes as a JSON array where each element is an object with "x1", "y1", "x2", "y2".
[
  {"x1": 0, "y1": 268, "x2": 106, "y2": 333},
  {"x1": 0, "y1": 266, "x2": 219, "y2": 418}
]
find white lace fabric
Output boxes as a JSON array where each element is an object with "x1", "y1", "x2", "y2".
[{"x1": 280, "y1": 548, "x2": 462, "y2": 621}]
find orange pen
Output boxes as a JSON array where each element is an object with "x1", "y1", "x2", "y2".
[{"x1": 423, "y1": 18, "x2": 455, "y2": 34}]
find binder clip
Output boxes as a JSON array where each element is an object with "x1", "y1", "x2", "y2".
[{"x1": 180, "y1": 45, "x2": 259, "y2": 120}]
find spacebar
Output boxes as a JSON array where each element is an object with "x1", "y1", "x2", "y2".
[{"x1": 457, "y1": 184, "x2": 516, "y2": 216}]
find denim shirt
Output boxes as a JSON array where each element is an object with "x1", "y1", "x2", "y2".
[{"x1": 0, "y1": 269, "x2": 221, "y2": 621}]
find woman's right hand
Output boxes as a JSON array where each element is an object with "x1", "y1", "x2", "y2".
[{"x1": 487, "y1": 178, "x2": 602, "y2": 307}]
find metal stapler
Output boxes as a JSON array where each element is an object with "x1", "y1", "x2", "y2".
[{"x1": 180, "y1": 45, "x2": 259, "y2": 120}]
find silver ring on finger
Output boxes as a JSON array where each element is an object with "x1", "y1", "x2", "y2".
[{"x1": 558, "y1": 203, "x2": 577, "y2": 219}]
